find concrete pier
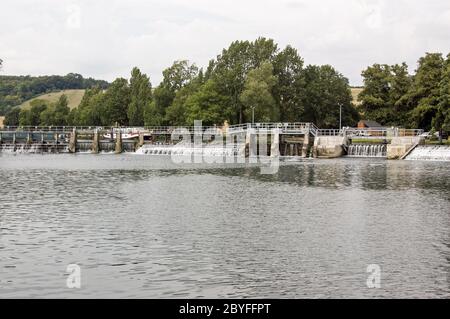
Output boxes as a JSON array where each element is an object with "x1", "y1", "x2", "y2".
[
  {"x1": 0, "y1": 124, "x2": 428, "y2": 159},
  {"x1": 69, "y1": 129, "x2": 77, "y2": 153},
  {"x1": 387, "y1": 136, "x2": 424, "y2": 159},
  {"x1": 313, "y1": 136, "x2": 348, "y2": 158},
  {"x1": 92, "y1": 130, "x2": 100, "y2": 154},
  {"x1": 115, "y1": 131, "x2": 122, "y2": 154}
]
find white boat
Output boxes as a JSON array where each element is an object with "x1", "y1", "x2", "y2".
[{"x1": 103, "y1": 132, "x2": 140, "y2": 140}]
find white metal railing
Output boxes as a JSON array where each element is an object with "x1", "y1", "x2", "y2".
[
  {"x1": 1, "y1": 124, "x2": 425, "y2": 137},
  {"x1": 317, "y1": 129, "x2": 343, "y2": 136}
]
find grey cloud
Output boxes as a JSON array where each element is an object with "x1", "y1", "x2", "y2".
[{"x1": 0, "y1": 0, "x2": 449, "y2": 85}]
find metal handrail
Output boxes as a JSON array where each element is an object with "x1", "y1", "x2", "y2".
[{"x1": 1, "y1": 124, "x2": 425, "y2": 136}]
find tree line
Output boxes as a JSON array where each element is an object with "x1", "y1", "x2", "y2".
[
  {"x1": 4, "y1": 38, "x2": 359, "y2": 128},
  {"x1": 0, "y1": 73, "x2": 109, "y2": 116},
  {"x1": 6, "y1": 39, "x2": 448, "y2": 131},
  {"x1": 359, "y1": 52, "x2": 450, "y2": 132}
]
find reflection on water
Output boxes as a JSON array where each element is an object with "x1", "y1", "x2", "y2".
[{"x1": 0, "y1": 154, "x2": 449, "y2": 298}]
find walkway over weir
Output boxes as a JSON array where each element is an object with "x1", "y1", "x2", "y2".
[{"x1": 0, "y1": 123, "x2": 423, "y2": 138}]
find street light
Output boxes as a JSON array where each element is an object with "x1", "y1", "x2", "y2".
[
  {"x1": 339, "y1": 103, "x2": 342, "y2": 130},
  {"x1": 250, "y1": 106, "x2": 255, "y2": 124}
]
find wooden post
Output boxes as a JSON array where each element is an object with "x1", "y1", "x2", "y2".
[
  {"x1": 115, "y1": 130, "x2": 122, "y2": 154},
  {"x1": 69, "y1": 128, "x2": 77, "y2": 153},
  {"x1": 54, "y1": 133, "x2": 59, "y2": 153},
  {"x1": 138, "y1": 132, "x2": 144, "y2": 147},
  {"x1": 92, "y1": 129, "x2": 100, "y2": 154}
]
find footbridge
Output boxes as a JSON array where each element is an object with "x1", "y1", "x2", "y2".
[{"x1": 0, "y1": 124, "x2": 425, "y2": 158}]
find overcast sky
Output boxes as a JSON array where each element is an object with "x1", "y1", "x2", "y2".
[{"x1": 1, "y1": 0, "x2": 449, "y2": 85}]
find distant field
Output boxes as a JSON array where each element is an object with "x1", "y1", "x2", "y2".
[
  {"x1": 351, "y1": 87, "x2": 363, "y2": 106},
  {"x1": 19, "y1": 89, "x2": 85, "y2": 110}
]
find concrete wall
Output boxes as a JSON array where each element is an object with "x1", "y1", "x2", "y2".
[
  {"x1": 313, "y1": 136, "x2": 348, "y2": 158},
  {"x1": 387, "y1": 136, "x2": 423, "y2": 160}
]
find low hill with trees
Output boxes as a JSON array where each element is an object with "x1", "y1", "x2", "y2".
[
  {"x1": 5, "y1": 37, "x2": 360, "y2": 128},
  {"x1": 0, "y1": 73, "x2": 109, "y2": 116},
  {"x1": 19, "y1": 90, "x2": 86, "y2": 110}
]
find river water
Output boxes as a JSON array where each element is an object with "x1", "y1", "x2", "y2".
[{"x1": 0, "y1": 154, "x2": 449, "y2": 298}]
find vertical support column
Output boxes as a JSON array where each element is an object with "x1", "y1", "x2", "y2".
[
  {"x1": 115, "y1": 130, "x2": 122, "y2": 154},
  {"x1": 54, "y1": 132, "x2": 59, "y2": 153},
  {"x1": 92, "y1": 129, "x2": 100, "y2": 154},
  {"x1": 270, "y1": 129, "x2": 280, "y2": 157},
  {"x1": 69, "y1": 128, "x2": 77, "y2": 153},
  {"x1": 302, "y1": 133, "x2": 310, "y2": 157},
  {"x1": 27, "y1": 132, "x2": 32, "y2": 144},
  {"x1": 247, "y1": 129, "x2": 257, "y2": 159},
  {"x1": 138, "y1": 132, "x2": 144, "y2": 147}
]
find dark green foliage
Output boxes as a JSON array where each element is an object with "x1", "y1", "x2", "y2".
[
  {"x1": 359, "y1": 53, "x2": 449, "y2": 131},
  {"x1": 4, "y1": 107, "x2": 20, "y2": 126},
  {"x1": 303, "y1": 65, "x2": 358, "y2": 128},
  {"x1": 4, "y1": 38, "x2": 363, "y2": 128},
  {"x1": 128, "y1": 67, "x2": 152, "y2": 126},
  {"x1": 0, "y1": 73, "x2": 109, "y2": 116}
]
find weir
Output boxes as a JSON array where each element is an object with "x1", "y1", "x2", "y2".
[
  {"x1": 347, "y1": 144, "x2": 387, "y2": 158},
  {"x1": 404, "y1": 145, "x2": 450, "y2": 161},
  {"x1": 0, "y1": 124, "x2": 432, "y2": 160}
]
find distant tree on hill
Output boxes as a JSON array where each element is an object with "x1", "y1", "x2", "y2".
[{"x1": 0, "y1": 73, "x2": 109, "y2": 116}]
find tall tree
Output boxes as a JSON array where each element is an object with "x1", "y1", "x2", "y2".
[
  {"x1": 147, "y1": 60, "x2": 198, "y2": 125},
  {"x1": 185, "y1": 79, "x2": 230, "y2": 126},
  {"x1": 358, "y1": 64, "x2": 392, "y2": 124},
  {"x1": 304, "y1": 65, "x2": 358, "y2": 128},
  {"x1": 70, "y1": 88, "x2": 104, "y2": 126},
  {"x1": 389, "y1": 63, "x2": 412, "y2": 125},
  {"x1": 19, "y1": 99, "x2": 48, "y2": 126},
  {"x1": 209, "y1": 38, "x2": 278, "y2": 123},
  {"x1": 240, "y1": 62, "x2": 278, "y2": 122},
  {"x1": 408, "y1": 53, "x2": 444, "y2": 130},
  {"x1": 272, "y1": 46, "x2": 305, "y2": 122},
  {"x1": 165, "y1": 72, "x2": 204, "y2": 126},
  {"x1": 101, "y1": 78, "x2": 130, "y2": 126},
  {"x1": 128, "y1": 67, "x2": 152, "y2": 126},
  {"x1": 434, "y1": 53, "x2": 450, "y2": 132}
]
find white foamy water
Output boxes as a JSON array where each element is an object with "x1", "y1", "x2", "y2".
[
  {"x1": 405, "y1": 145, "x2": 450, "y2": 161},
  {"x1": 135, "y1": 141, "x2": 246, "y2": 157},
  {"x1": 347, "y1": 144, "x2": 387, "y2": 158}
]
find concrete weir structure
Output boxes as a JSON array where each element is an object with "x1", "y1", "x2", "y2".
[
  {"x1": 0, "y1": 124, "x2": 433, "y2": 160},
  {"x1": 313, "y1": 136, "x2": 348, "y2": 158}
]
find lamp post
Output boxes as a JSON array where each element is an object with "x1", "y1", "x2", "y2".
[
  {"x1": 251, "y1": 106, "x2": 255, "y2": 125},
  {"x1": 339, "y1": 103, "x2": 342, "y2": 130}
]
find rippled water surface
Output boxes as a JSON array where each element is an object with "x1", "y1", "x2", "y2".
[{"x1": 0, "y1": 154, "x2": 449, "y2": 298}]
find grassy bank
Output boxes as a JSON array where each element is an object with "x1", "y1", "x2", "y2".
[{"x1": 19, "y1": 89, "x2": 85, "y2": 110}]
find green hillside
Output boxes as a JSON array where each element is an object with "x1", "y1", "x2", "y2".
[{"x1": 19, "y1": 89, "x2": 85, "y2": 110}]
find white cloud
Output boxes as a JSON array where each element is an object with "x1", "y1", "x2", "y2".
[{"x1": 0, "y1": 0, "x2": 449, "y2": 85}]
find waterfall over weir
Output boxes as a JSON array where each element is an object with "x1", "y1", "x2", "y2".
[
  {"x1": 0, "y1": 144, "x2": 69, "y2": 154},
  {"x1": 405, "y1": 145, "x2": 450, "y2": 161},
  {"x1": 347, "y1": 144, "x2": 387, "y2": 158},
  {"x1": 135, "y1": 141, "x2": 246, "y2": 157}
]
